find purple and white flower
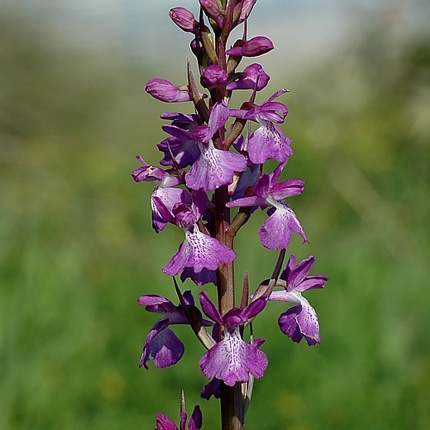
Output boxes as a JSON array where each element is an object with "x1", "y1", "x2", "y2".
[
  {"x1": 162, "y1": 101, "x2": 247, "y2": 190},
  {"x1": 163, "y1": 190, "x2": 236, "y2": 279},
  {"x1": 138, "y1": 291, "x2": 210, "y2": 369},
  {"x1": 269, "y1": 255, "x2": 328, "y2": 345},
  {"x1": 198, "y1": 291, "x2": 268, "y2": 386},
  {"x1": 230, "y1": 89, "x2": 292, "y2": 165},
  {"x1": 163, "y1": 223, "x2": 236, "y2": 276},
  {"x1": 227, "y1": 162, "x2": 307, "y2": 250},
  {"x1": 132, "y1": 155, "x2": 190, "y2": 233}
]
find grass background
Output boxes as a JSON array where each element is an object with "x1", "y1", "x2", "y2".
[{"x1": 1, "y1": 1, "x2": 429, "y2": 429}]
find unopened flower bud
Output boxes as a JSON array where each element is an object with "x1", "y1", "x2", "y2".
[
  {"x1": 226, "y1": 36, "x2": 274, "y2": 57},
  {"x1": 190, "y1": 37, "x2": 203, "y2": 56},
  {"x1": 201, "y1": 65, "x2": 228, "y2": 89},
  {"x1": 169, "y1": 7, "x2": 199, "y2": 34},
  {"x1": 145, "y1": 78, "x2": 191, "y2": 103},
  {"x1": 199, "y1": 0, "x2": 223, "y2": 28},
  {"x1": 237, "y1": 0, "x2": 257, "y2": 25}
]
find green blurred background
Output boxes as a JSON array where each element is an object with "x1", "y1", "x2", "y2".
[{"x1": 1, "y1": 0, "x2": 429, "y2": 429}]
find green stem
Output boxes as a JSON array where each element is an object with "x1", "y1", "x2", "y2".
[
  {"x1": 220, "y1": 383, "x2": 244, "y2": 430},
  {"x1": 214, "y1": 185, "x2": 244, "y2": 430}
]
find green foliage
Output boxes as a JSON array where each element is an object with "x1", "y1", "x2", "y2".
[{"x1": 1, "y1": 5, "x2": 429, "y2": 430}]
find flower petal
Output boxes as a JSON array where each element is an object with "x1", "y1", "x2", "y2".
[
  {"x1": 278, "y1": 302, "x2": 320, "y2": 346},
  {"x1": 281, "y1": 255, "x2": 328, "y2": 292},
  {"x1": 152, "y1": 188, "x2": 191, "y2": 232},
  {"x1": 248, "y1": 122, "x2": 293, "y2": 165},
  {"x1": 180, "y1": 267, "x2": 217, "y2": 286},
  {"x1": 155, "y1": 413, "x2": 178, "y2": 430},
  {"x1": 188, "y1": 406, "x2": 203, "y2": 430},
  {"x1": 199, "y1": 328, "x2": 268, "y2": 386},
  {"x1": 259, "y1": 205, "x2": 308, "y2": 250},
  {"x1": 158, "y1": 137, "x2": 200, "y2": 168},
  {"x1": 140, "y1": 320, "x2": 185, "y2": 369},
  {"x1": 285, "y1": 255, "x2": 315, "y2": 288},
  {"x1": 200, "y1": 378, "x2": 221, "y2": 400},
  {"x1": 163, "y1": 225, "x2": 236, "y2": 275},
  {"x1": 207, "y1": 101, "x2": 229, "y2": 137},
  {"x1": 185, "y1": 141, "x2": 247, "y2": 191},
  {"x1": 199, "y1": 291, "x2": 222, "y2": 324},
  {"x1": 270, "y1": 179, "x2": 304, "y2": 200}
]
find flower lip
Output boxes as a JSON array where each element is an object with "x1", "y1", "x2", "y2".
[
  {"x1": 163, "y1": 224, "x2": 236, "y2": 276},
  {"x1": 198, "y1": 291, "x2": 268, "y2": 386}
]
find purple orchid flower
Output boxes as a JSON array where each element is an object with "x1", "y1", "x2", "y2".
[
  {"x1": 163, "y1": 223, "x2": 236, "y2": 276},
  {"x1": 226, "y1": 63, "x2": 270, "y2": 92},
  {"x1": 132, "y1": 156, "x2": 190, "y2": 233},
  {"x1": 162, "y1": 101, "x2": 247, "y2": 190},
  {"x1": 198, "y1": 291, "x2": 268, "y2": 386},
  {"x1": 138, "y1": 291, "x2": 210, "y2": 369},
  {"x1": 269, "y1": 255, "x2": 328, "y2": 346},
  {"x1": 163, "y1": 190, "x2": 236, "y2": 279},
  {"x1": 227, "y1": 162, "x2": 307, "y2": 250},
  {"x1": 230, "y1": 89, "x2": 293, "y2": 165},
  {"x1": 157, "y1": 112, "x2": 201, "y2": 168}
]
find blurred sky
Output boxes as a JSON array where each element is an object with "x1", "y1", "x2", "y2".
[{"x1": 5, "y1": 0, "x2": 429, "y2": 70}]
